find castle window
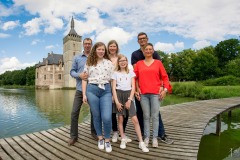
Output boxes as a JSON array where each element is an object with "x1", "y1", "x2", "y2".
[
  {"x1": 73, "y1": 43, "x2": 75, "y2": 48},
  {"x1": 44, "y1": 75, "x2": 46, "y2": 80},
  {"x1": 58, "y1": 74, "x2": 62, "y2": 80},
  {"x1": 37, "y1": 72, "x2": 38, "y2": 78},
  {"x1": 73, "y1": 52, "x2": 75, "y2": 56},
  {"x1": 50, "y1": 74, "x2": 53, "y2": 79}
]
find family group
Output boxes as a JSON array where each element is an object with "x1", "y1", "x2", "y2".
[{"x1": 68, "y1": 32, "x2": 173, "y2": 153}]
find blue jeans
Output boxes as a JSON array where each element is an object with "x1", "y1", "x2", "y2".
[
  {"x1": 86, "y1": 83, "x2": 112, "y2": 139},
  {"x1": 140, "y1": 94, "x2": 160, "y2": 138}
]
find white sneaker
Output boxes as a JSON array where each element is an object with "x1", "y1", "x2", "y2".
[
  {"x1": 144, "y1": 137, "x2": 149, "y2": 147},
  {"x1": 152, "y1": 138, "x2": 158, "y2": 148},
  {"x1": 120, "y1": 139, "x2": 127, "y2": 149},
  {"x1": 98, "y1": 139, "x2": 104, "y2": 150},
  {"x1": 105, "y1": 142, "x2": 112, "y2": 153},
  {"x1": 112, "y1": 132, "x2": 118, "y2": 142},
  {"x1": 139, "y1": 142, "x2": 149, "y2": 152},
  {"x1": 118, "y1": 135, "x2": 132, "y2": 143}
]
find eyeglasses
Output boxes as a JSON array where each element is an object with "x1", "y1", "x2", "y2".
[
  {"x1": 84, "y1": 43, "x2": 92, "y2": 45},
  {"x1": 138, "y1": 37, "x2": 147, "y2": 41},
  {"x1": 119, "y1": 60, "x2": 127, "y2": 62}
]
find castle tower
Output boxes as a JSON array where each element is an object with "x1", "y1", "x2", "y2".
[{"x1": 63, "y1": 17, "x2": 82, "y2": 88}]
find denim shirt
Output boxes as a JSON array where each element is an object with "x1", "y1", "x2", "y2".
[{"x1": 70, "y1": 53, "x2": 87, "y2": 91}]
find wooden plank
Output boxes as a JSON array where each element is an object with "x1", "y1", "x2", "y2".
[
  {"x1": 20, "y1": 134, "x2": 61, "y2": 160},
  {"x1": 48, "y1": 129, "x2": 110, "y2": 160},
  {"x1": 63, "y1": 124, "x2": 198, "y2": 159},
  {"x1": 4, "y1": 137, "x2": 34, "y2": 160},
  {"x1": 57, "y1": 127, "x2": 145, "y2": 160},
  {"x1": 0, "y1": 142, "x2": 13, "y2": 160},
  {"x1": 0, "y1": 97, "x2": 240, "y2": 160},
  {"x1": 39, "y1": 130, "x2": 87, "y2": 159},
  {"x1": 28, "y1": 133, "x2": 73, "y2": 160},
  {"x1": 33, "y1": 132, "x2": 77, "y2": 160},
  {"x1": 0, "y1": 139, "x2": 22, "y2": 160},
  {"x1": 12, "y1": 136, "x2": 48, "y2": 160}
]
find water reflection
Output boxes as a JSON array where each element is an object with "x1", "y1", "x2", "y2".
[
  {"x1": 0, "y1": 89, "x2": 90, "y2": 139},
  {"x1": 198, "y1": 109, "x2": 240, "y2": 160}
]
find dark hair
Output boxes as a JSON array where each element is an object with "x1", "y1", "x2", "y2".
[
  {"x1": 86, "y1": 42, "x2": 109, "y2": 66},
  {"x1": 137, "y1": 32, "x2": 148, "y2": 38},
  {"x1": 83, "y1": 38, "x2": 92, "y2": 44},
  {"x1": 107, "y1": 40, "x2": 119, "y2": 54}
]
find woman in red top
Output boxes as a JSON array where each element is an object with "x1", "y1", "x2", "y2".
[{"x1": 134, "y1": 43, "x2": 171, "y2": 148}]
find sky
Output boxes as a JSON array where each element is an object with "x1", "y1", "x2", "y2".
[{"x1": 0, "y1": 0, "x2": 240, "y2": 74}]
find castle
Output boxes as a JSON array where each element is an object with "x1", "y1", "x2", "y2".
[{"x1": 35, "y1": 17, "x2": 82, "y2": 89}]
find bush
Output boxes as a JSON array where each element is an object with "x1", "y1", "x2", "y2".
[
  {"x1": 197, "y1": 86, "x2": 240, "y2": 100},
  {"x1": 202, "y1": 75, "x2": 240, "y2": 86},
  {"x1": 172, "y1": 82, "x2": 203, "y2": 98}
]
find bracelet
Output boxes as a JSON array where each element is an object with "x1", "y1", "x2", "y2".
[{"x1": 128, "y1": 97, "x2": 133, "y2": 101}]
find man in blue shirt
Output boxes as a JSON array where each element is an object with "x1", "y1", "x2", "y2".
[{"x1": 68, "y1": 38, "x2": 97, "y2": 146}]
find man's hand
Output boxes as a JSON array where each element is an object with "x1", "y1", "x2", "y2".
[
  {"x1": 135, "y1": 91, "x2": 141, "y2": 101},
  {"x1": 79, "y1": 72, "x2": 88, "y2": 81}
]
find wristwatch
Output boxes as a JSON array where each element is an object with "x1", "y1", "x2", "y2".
[{"x1": 164, "y1": 88, "x2": 168, "y2": 92}]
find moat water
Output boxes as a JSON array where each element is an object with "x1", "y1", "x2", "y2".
[{"x1": 0, "y1": 88, "x2": 239, "y2": 160}]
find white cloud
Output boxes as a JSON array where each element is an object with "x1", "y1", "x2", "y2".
[
  {"x1": 2, "y1": 20, "x2": 20, "y2": 30},
  {"x1": 9, "y1": 0, "x2": 240, "y2": 42},
  {"x1": 0, "y1": 57, "x2": 35, "y2": 74},
  {"x1": 193, "y1": 40, "x2": 211, "y2": 50},
  {"x1": 154, "y1": 42, "x2": 175, "y2": 53},
  {"x1": 95, "y1": 27, "x2": 133, "y2": 47},
  {"x1": 26, "y1": 51, "x2": 31, "y2": 55},
  {"x1": 43, "y1": 16, "x2": 64, "y2": 34},
  {"x1": 174, "y1": 41, "x2": 184, "y2": 49},
  {"x1": 22, "y1": 17, "x2": 42, "y2": 35},
  {"x1": 45, "y1": 45, "x2": 55, "y2": 49},
  {"x1": 31, "y1": 39, "x2": 41, "y2": 45},
  {"x1": 0, "y1": 3, "x2": 14, "y2": 16},
  {"x1": 154, "y1": 41, "x2": 184, "y2": 53},
  {"x1": 0, "y1": 33, "x2": 10, "y2": 38}
]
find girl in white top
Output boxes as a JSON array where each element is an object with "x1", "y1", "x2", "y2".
[
  {"x1": 107, "y1": 40, "x2": 131, "y2": 143},
  {"x1": 111, "y1": 54, "x2": 149, "y2": 152},
  {"x1": 82, "y1": 42, "x2": 114, "y2": 153}
]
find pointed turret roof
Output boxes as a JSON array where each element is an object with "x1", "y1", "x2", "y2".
[{"x1": 68, "y1": 17, "x2": 78, "y2": 36}]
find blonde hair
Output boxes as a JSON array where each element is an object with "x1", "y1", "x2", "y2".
[
  {"x1": 86, "y1": 42, "x2": 109, "y2": 66},
  {"x1": 115, "y1": 54, "x2": 129, "y2": 73}
]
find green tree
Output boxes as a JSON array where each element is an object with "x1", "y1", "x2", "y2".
[
  {"x1": 157, "y1": 50, "x2": 171, "y2": 75},
  {"x1": 224, "y1": 58, "x2": 240, "y2": 77},
  {"x1": 214, "y1": 39, "x2": 240, "y2": 70},
  {"x1": 171, "y1": 49, "x2": 196, "y2": 81},
  {"x1": 26, "y1": 66, "x2": 35, "y2": 85},
  {"x1": 191, "y1": 50, "x2": 218, "y2": 80}
]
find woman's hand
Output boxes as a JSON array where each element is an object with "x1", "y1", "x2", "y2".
[
  {"x1": 124, "y1": 100, "x2": 131, "y2": 110},
  {"x1": 83, "y1": 95, "x2": 88, "y2": 104},
  {"x1": 159, "y1": 90, "x2": 167, "y2": 100},
  {"x1": 116, "y1": 102, "x2": 123, "y2": 112}
]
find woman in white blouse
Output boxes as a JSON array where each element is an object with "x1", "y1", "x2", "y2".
[{"x1": 82, "y1": 42, "x2": 114, "y2": 153}]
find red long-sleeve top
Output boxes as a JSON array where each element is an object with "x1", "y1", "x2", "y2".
[{"x1": 134, "y1": 60, "x2": 172, "y2": 94}]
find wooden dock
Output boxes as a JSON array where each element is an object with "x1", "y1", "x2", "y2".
[{"x1": 1, "y1": 97, "x2": 240, "y2": 160}]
